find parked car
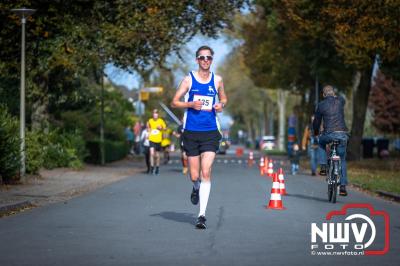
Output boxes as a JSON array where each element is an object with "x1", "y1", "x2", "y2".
[
  {"x1": 218, "y1": 137, "x2": 231, "y2": 154},
  {"x1": 259, "y1": 135, "x2": 276, "y2": 150}
]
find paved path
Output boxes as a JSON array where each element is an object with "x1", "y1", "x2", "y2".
[{"x1": 0, "y1": 158, "x2": 399, "y2": 266}]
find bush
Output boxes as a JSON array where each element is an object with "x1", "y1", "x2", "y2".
[
  {"x1": 85, "y1": 139, "x2": 128, "y2": 164},
  {"x1": 42, "y1": 130, "x2": 87, "y2": 170},
  {"x1": 25, "y1": 129, "x2": 88, "y2": 173},
  {"x1": 25, "y1": 130, "x2": 45, "y2": 174},
  {"x1": 0, "y1": 105, "x2": 21, "y2": 182}
]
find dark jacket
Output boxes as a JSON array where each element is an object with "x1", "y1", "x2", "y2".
[{"x1": 313, "y1": 96, "x2": 348, "y2": 135}]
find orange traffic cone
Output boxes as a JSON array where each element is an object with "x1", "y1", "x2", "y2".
[
  {"x1": 278, "y1": 168, "x2": 287, "y2": 195},
  {"x1": 267, "y1": 160, "x2": 274, "y2": 177},
  {"x1": 267, "y1": 173, "x2": 286, "y2": 210},
  {"x1": 248, "y1": 151, "x2": 254, "y2": 167},
  {"x1": 263, "y1": 157, "x2": 270, "y2": 177},
  {"x1": 259, "y1": 157, "x2": 265, "y2": 175}
]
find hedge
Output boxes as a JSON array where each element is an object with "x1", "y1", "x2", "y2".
[{"x1": 85, "y1": 140, "x2": 129, "y2": 164}]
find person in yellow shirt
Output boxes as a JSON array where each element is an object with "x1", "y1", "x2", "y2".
[
  {"x1": 161, "y1": 127, "x2": 172, "y2": 164},
  {"x1": 147, "y1": 109, "x2": 167, "y2": 175}
]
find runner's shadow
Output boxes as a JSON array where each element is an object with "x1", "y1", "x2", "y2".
[
  {"x1": 286, "y1": 193, "x2": 329, "y2": 203},
  {"x1": 150, "y1": 211, "x2": 195, "y2": 225}
]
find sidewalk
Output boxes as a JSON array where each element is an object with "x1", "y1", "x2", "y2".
[{"x1": 0, "y1": 157, "x2": 145, "y2": 217}]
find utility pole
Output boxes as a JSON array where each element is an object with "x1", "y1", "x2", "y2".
[{"x1": 11, "y1": 8, "x2": 36, "y2": 181}]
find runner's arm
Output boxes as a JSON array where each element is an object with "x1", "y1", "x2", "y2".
[
  {"x1": 214, "y1": 75, "x2": 227, "y2": 112},
  {"x1": 171, "y1": 76, "x2": 202, "y2": 110}
]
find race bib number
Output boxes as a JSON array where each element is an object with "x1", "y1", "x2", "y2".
[
  {"x1": 151, "y1": 129, "x2": 160, "y2": 135},
  {"x1": 193, "y1": 95, "x2": 213, "y2": 111}
]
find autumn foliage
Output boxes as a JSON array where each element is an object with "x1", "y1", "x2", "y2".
[{"x1": 369, "y1": 71, "x2": 400, "y2": 135}]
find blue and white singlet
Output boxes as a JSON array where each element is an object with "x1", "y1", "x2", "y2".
[{"x1": 183, "y1": 71, "x2": 220, "y2": 132}]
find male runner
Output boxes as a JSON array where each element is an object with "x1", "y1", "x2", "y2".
[
  {"x1": 147, "y1": 109, "x2": 166, "y2": 175},
  {"x1": 171, "y1": 45, "x2": 227, "y2": 229}
]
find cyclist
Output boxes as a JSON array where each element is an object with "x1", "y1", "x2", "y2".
[{"x1": 313, "y1": 85, "x2": 349, "y2": 196}]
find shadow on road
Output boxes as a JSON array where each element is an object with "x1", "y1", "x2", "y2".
[
  {"x1": 167, "y1": 168, "x2": 183, "y2": 173},
  {"x1": 150, "y1": 211, "x2": 195, "y2": 225},
  {"x1": 286, "y1": 193, "x2": 329, "y2": 203}
]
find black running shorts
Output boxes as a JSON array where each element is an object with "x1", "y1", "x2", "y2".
[
  {"x1": 149, "y1": 141, "x2": 162, "y2": 152},
  {"x1": 182, "y1": 130, "x2": 222, "y2": 156}
]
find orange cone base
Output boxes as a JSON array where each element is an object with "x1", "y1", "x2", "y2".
[
  {"x1": 266, "y1": 197, "x2": 286, "y2": 210},
  {"x1": 266, "y1": 203, "x2": 286, "y2": 210}
]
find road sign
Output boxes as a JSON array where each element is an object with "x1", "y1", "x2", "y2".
[
  {"x1": 140, "y1": 91, "x2": 150, "y2": 101},
  {"x1": 142, "y1": 86, "x2": 163, "y2": 93}
]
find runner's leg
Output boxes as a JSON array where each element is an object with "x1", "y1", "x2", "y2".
[
  {"x1": 155, "y1": 149, "x2": 160, "y2": 167},
  {"x1": 188, "y1": 156, "x2": 201, "y2": 183},
  {"x1": 150, "y1": 146, "x2": 155, "y2": 167},
  {"x1": 198, "y1": 151, "x2": 216, "y2": 217},
  {"x1": 182, "y1": 151, "x2": 188, "y2": 175}
]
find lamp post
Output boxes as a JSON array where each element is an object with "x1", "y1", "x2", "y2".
[
  {"x1": 11, "y1": 8, "x2": 36, "y2": 180},
  {"x1": 99, "y1": 48, "x2": 105, "y2": 165}
]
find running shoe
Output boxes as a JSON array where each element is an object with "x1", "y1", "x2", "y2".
[
  {"x1": 196, "y1": 215, "x2": 207, "y2": 229},
  {"x1": 190, "y1": 187, "x2": 199, "y2": 205}
]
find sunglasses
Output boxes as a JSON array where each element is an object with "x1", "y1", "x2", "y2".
[{"x1": 197, "y1": 55, "x2": 213, "y2": 61}]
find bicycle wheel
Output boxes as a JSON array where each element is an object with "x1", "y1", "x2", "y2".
[
  {"x1": 327, "y1": 162, "x2": 334, "y2": 202},
  {"x1": 328, "y1": 183, "x2": 333, "y2": 202},
  {"x1": 331, "y1": 177, "x2": 338, "y2": 203}
]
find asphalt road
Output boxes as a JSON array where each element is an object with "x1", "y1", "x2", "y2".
[{"x1": 0, "y1": 157, "x2": 399, "y2": 266}]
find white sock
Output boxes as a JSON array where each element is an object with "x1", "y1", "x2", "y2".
[
  {"x1": 198, "y1": 181, "x2": 211, "y2": 217},
  {"x1": 193, "y1": 179, "x2": 200, "y2": 190}
]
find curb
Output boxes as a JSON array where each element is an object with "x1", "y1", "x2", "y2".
[
  {"x1": 0, "y1": 200, "x2": 34, "y2": 216},
  {"x1": 351, "y1": 183, "x2": 400, "y2": 202},
  {"x1": 376, "y1": 190, "x2": 400, "y2": 202}
]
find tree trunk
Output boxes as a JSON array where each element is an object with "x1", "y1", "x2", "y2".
[
  {"x1": 246, "y1": 120, "x2": 252, "y2": 148},
  {"x1": 348, "y1": 66, "x2": 374, "y2": 160},
  {"x1": 263, "y1": 98, "x2": 269, "y2": 136},
  {"x1": 298, "y1": 93, "x2": 307, "y2": 139},
  {"x1": 31, "y1": 75, "x2": 49, "y2": 131},
  {"x1": 277, "y1": 89, "x2": 288, "y2": 151},
  {"x1": 269, "y1": 105, "x2": 275, "y2": 136}
]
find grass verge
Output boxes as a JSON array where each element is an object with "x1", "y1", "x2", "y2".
[
  {"x1": 347, "y1": 158, "x2": 400, "y2": 195},
  {"x1": 300, "y1": 157, "x2": 400, "y2": 195}
]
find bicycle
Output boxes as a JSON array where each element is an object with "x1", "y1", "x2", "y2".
[{"x1": 327, "y1": 139, "x2": 342, "y2": 203}]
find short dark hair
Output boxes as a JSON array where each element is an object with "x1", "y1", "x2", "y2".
[
  {"x1": 322, "y1": 85, "x2": 335, "y2": 97},
  {"x1": 196, "y1": 45, "x2": 214, "y2": 57}
]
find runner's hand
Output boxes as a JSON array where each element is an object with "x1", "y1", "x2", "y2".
[
  {"x1": 214, "y1": 103, "x2": 223, "y2": 112},
  {"x1": 191, "y1": 100, "x2": 203, "y2": 110}
]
